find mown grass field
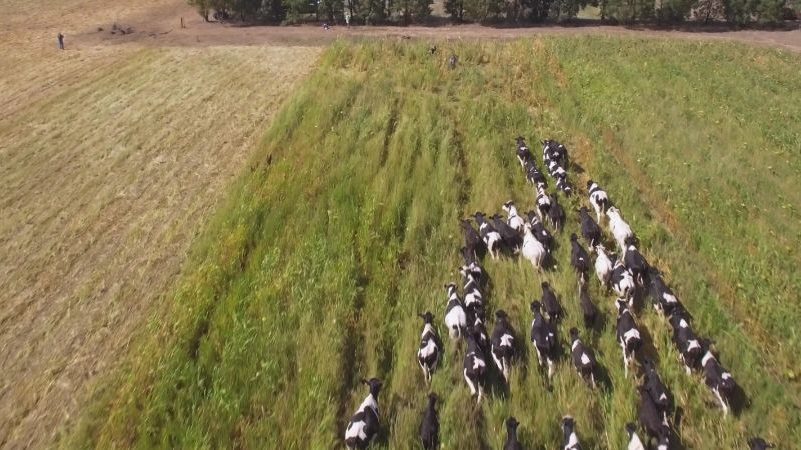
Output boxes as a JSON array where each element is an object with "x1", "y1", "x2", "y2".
[
  {"x1": 0, "y1": 15, "x2": 319, "y2": 446},
  {"x1": 68, "y1": 38, "x2": 801, "y2": 449}
]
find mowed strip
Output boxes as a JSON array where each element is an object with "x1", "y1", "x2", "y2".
[
  {"x1": 71, "y1": 40, "x2": 798, "y2": 449},
  {"x1": 0, "y1": 45, "x2": 319, "y2": 448}
]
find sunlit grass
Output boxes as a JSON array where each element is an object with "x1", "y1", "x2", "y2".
[{"x1": 69, "y1": 38, "x2": 801, "y2": 448}]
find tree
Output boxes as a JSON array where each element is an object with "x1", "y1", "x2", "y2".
[
  {"x1": 444, "y1": 0, "x2": 465, "y2": 20},
  {"x1": 655, "y1": 0, "x2": 695, "y2": 21},
  {"x1": 188, "y1": 0, "x2": 212, "y2": 20},
  {"x1": 392, "y1": 0, "x2": 433, "y2": 23}
]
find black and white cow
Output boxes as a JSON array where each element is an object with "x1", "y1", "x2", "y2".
[
  {"x1": 668, "y1": 309, "x2": 703, "y2": 374},
  {"x1": 611, "y1": 260, "x2": 635, "y2": 303},
  {"x1": 345, "y1": 378, "x2": 382, "y2": 450},
  {"x1": 530, "y1": 300, "x2": 559, "y2": 380},
  {"x1": 623, "y1": 245, "x2": 649, "y2": 287},
  {"x1": 526, "y1": 161, "x2": 547, "y2": 187},
  {"x1": 444, "y1": 283, "x2": 467, "y2": 340},
  {"x1": 526, "y1": 212, "x2": 554, "y2": 252},
  {"x1": 625, "y1": 423, "x2": 646, "y2": 450},
  {"x1": 555, "y1": 173, "x2": 573, "y2": 197},
  {"x1": 561, "y1": 416, "x2": 582, "y2": 450},
  {"x1": 535, "y1": 185, "x2": 552, "y2": 221},
  {"x1": 463, "y1": 327, "x2": 488, "y2": 403},
  {"x1": 587, "y1": 180, "x2": 609, "y2": 223},
  {"x1": 417, "y1": 312, "x2": 440, "y2": 384},
  {"x1": 637, "y1": 385, "x2": 670, "y2": 450},
  {"x1": 419, "y1": 393, "x2": 439, "y2": 450},
  {"x1": 547, "y1": 159, "x2": 566, "y2": 179},
  {"x1": 491, "y1": 213, "x2": 523, "y2": 254},
  {"x1": 748, "y1": 437, "x2": 775, "y2": 450},
  {"x1": 542, "y1": 139, "x2": 568, "y2": 169},
  {"x1": 579, "y1": 206, "x2": 602, "y2": 251},
  {"x1": 570, "y1": 233, "x2": 591, "y2": 283},
  {"x1": 647, "y1": 269, "x2": 681, "y2": 316},
  {"x1": 702, "y1": 349, "x2": 737, "y2": 416},
  {"x1": 491, "y1": 310, "x2": 516, "y2": 384},
  {"x1": 504, "y1": 417, "x2": 523, "y2": 450},
  {"x1": 515, "y1": 136, "x2": 534, "y2": 171},
  {"x1": 474, "y1": 212, "x2": 503, "y2": 259},
  {"x1": 541, "y1": 281, "x2": 563, "y2": 322},
  {"x1": 642, "y1": 359, "x2": 672, "y2": 421},
  {"x1": 503, "y1": 201, "x2": 527, "y2": 234},
  {"x1": 548, "y1": 194, "x2": 566, "y2": 232},
  {"x1": 461, "y1": 266, "x2": 484, "y2": 314},
  {"x1": 616, "y1": 299, "x2": 642, "y2": 378},
  {"x1": 469, "y1": 310, "x2": 490, "y2": 356},
  {"x1": 569, "y1": 327, "x2": 597, "y2": 389},
  {"x1": 461, "y1": 260, "x2": 485, "y2": 288},
  {"x1": 578, "y1": 282, "x2": 598, "y2": 329},
  {"x1": 594, "y1": 245, "x2": 614, "y2": 289}
]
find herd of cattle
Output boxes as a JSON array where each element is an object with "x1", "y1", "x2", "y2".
[{"x1": 344, "y1": 138, "x2": 774, "y2": 450}]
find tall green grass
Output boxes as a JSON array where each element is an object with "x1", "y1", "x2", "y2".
[{"x1": 69, "y1": 38, "x2": 801, "y2": 449}]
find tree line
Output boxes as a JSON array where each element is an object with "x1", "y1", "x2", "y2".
[{"x1": 188, "y1": 0, "x2": 792, "y2": 25}]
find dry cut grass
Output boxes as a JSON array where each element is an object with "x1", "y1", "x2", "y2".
[{"x1": 0, "y1": 44, "x2": 320, "y2": 449}]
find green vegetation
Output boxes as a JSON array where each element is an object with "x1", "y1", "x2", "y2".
[
  {"x1": 69, "y1": 38, "x2": 801, "y2": 449},
  {"x1": 189, "y1": 0, "x2": 788, "y2": 25}
]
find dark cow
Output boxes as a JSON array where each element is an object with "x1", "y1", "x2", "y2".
[
  {"x1": 637, "y1": 385, "x2": 670, "y2": 450},
  {"x1": 642, "y1": 359, "x2": 672, "y2": 421},
  {"x1": 516, "y1": 136, "x2": 534, "y2": 171},
  {"x1": 460, "y1": 218, "x2": 486, "y2": 261},
  {"x1": 570, "y1": 233, "x2": 591, "y2": 283},
  {"x1": 647, "y1": 269, "x2": 681, "y2": 316},
  {"x1": 541, "y1": 281, "x2": 563, "y2": 322},
  {"x1": 748, "y1": 437, "x2": 775, "y2": 450},
  {"x1": 579, "y1": 206, "x2": 602, "y2": 251},
  {"x1": 578, "y1": 282, "x2": 598, "y2": 329},
  {"x1": 548, "y1": 194, "x2": 566, "y2": 232},
  {"x1": 419, "y1": 393, "x2": 439, "y2": 450},
  {"x1": 504, "y1": 417, "x2": 523, "y2": 450},
  {"x1": 530, "y1": 300, "x2": 558, "y2": 380},
  {"x1": 491, "y1": 213, "x2": 523, "y2": 253}
]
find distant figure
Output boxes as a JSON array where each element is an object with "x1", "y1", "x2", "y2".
[
  {"x1": 344, "y1": 10, "x2": 351, "y2": 27},
  {"x1": 322, "y1": 22, "x2": 330, "y2": 30},
  {"x1": 448, "y1": 54, "x2": 458, "y2": 69},
  {"x1": 57, "y1": 32, "x2": 64, "y2": 50}
]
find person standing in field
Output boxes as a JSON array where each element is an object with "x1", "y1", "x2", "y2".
[{"x1": 57, "y1": 33, "x2": 64, "y2": 50}]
